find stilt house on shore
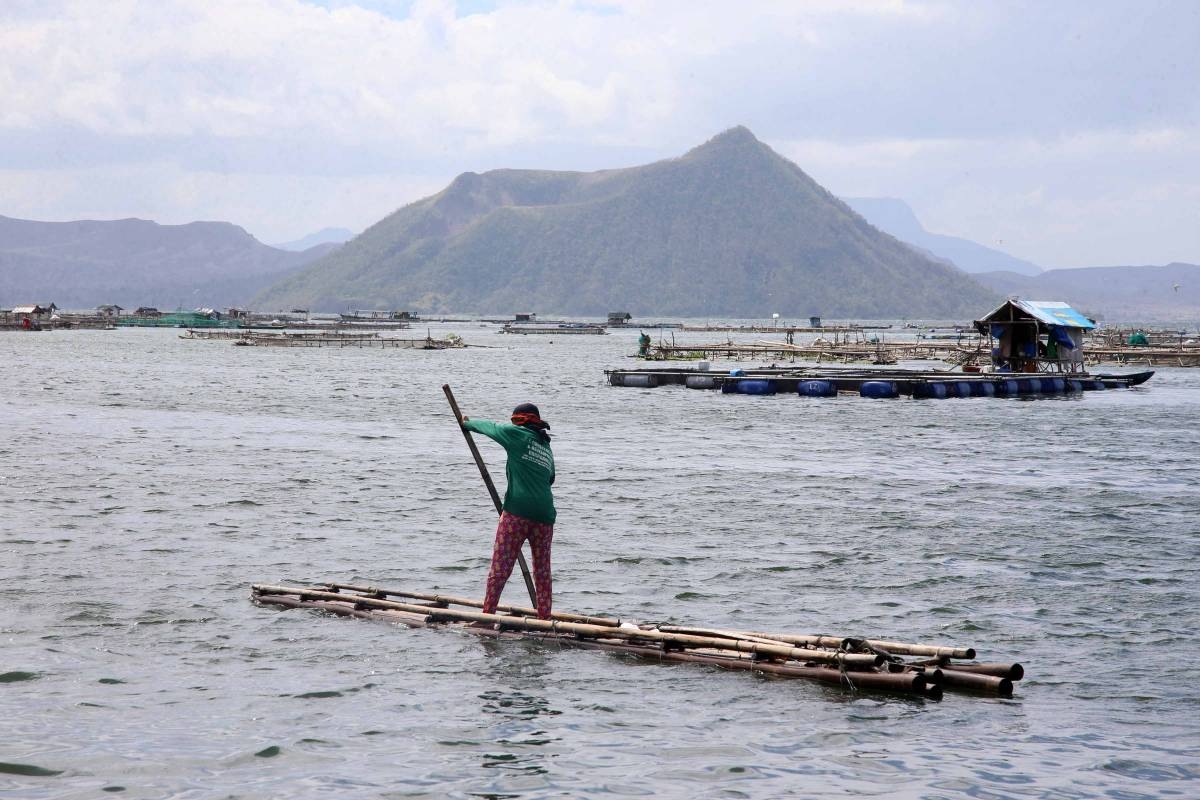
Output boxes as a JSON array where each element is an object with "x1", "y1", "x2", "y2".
[{"x1": 974, "y1": 299, "x2": 1095, "y2": 374}]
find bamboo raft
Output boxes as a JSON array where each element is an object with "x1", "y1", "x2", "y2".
[{"x1": 251, "y1": 582, "x2": 1024, "y2": 700}]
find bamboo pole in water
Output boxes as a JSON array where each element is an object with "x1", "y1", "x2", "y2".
[
  {"x1": 933, "y1": 662, "x2": 1023, "y2": 681},
  {"x1": 443, "y1": 384, "x2": 538, "y2": 607},
  {"x1": 251, "y1": 585, "x2": 884, "y2": 668},
  {"x1": 566, "y1": 639, "x2": 937, "y2": 697},
  {"x1": 937, "y1": 668, "x2": 1014, "y2": 697}
]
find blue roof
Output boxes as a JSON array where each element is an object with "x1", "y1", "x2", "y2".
[{"x1": 979, "y1": 299, "x2": 1096, "y2": 330}]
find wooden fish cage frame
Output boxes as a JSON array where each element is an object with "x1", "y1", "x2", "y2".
[
  {"x1": 644, "y1": 340, "x2": 983, "y2": 365},
  {"x1": 645, "y1": 335, "x2": 1200, "y2": 368},
  {"x1": 251, "y1": 582, "x2": 1024, "y2": 700},
  {"x1": 181, "y1": 329, "x2": 464, "y2": 349},
  {"x1": 1080, "y1": 346, "x2": 1200, "y2": 368}
]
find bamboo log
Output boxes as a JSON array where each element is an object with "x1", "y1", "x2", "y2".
[
  {"x1": 657, "y1": 625, "x2": 810, "y2": 649},
  {"x1": 565, "y1": 640, "x2": 932, "y2": 697},
  {"x1": 939, "y1": 662, "x2": 1024, "y2": 681},
  {"x1": 743, "y1": 631, "x2": 975, "y2": 660},
  {"x1": 260, "y1": 594, "x2": 434, "y2": 627},
  {"x1": 323, "y1": 582, "x2": 621, "y2": 627},
  {"x1": 938, "y1": 668, "x2": 1014, "y2": 697},
  {"x1": 250, "y1": 585, "x2": 883, "y2": 668},
  {"x1": 921, "y1": 681, "x2": 945, "y2": 701}
]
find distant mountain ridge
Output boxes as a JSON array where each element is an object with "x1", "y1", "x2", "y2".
[
  {"x1": 975, "y1": 263, "x2": 1200, "y2": 323},
  {"x1": 255, "y1": 127, "x2": 998, "y2": 317},
  {"x1": 272, "y1": 227, "x2": 355, "y2": 251},
  {"x1": 842, "y1": 197, "x2": 1043, "y2": 276},
  {"x1": 0, "y1": 216, "x2": 328, "y2": 309}
]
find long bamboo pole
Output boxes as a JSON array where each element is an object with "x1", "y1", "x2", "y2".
[
  {"x1": 933, "y1": 662, "x2": 1024, "y2": 681},
  {"x1": 739, "y1": 630, "x2": 975, "y2": 660},
  {"x1": 323, "y1": 581, "x2": 620, "y2": 627},
  {"x1": 251, "y1": 584, "x2": 884, "y2": 668},
  {"x1": 937, "y1": 668, "x2": 1014, "y2": 697},
  {"x1": 442, "y1": 384, "x2": 537, "y2": 607}
]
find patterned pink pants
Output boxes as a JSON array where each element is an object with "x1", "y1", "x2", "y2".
[{"x1": 483, "y1": 511, "x2": 554, "y2": 619}]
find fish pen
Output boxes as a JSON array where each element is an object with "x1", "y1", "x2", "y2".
[
  {"x1": 252, "y1": 583, "x2": 1024, "y2": 700},
  {"x1": 604, "y1": 366, "x2": 1153, "y2": 397},
  {"x1": 499, "y1": 323, "x2": 608, "y2": 335},
  {"x1": 181, "y1": 329, "x2": 466, "y2": 349},
  {"x1": 1081, "y1": 345, "x2": 1200, "y2": 368},
  {"x1": 643, "y1": 339, "x2": 984, "y2": 365},
  {"x1": 678, "y1": 323, "x2": 896, "y2": 334}
]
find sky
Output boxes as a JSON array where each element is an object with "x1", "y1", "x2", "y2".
[{"x1": 0, "y1": 0, "x2": 1197, "y2": 268}]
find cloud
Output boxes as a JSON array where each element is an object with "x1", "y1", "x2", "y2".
[
  {"x1": 778, "y1": 127, "x2": 1200, "y2": 267},
  {"x1": 0, "y1": 1, "x2": 948, "y2": 151},
  {"x1": 0, "y1": 0, "x2": 1196, "y2": 264}
]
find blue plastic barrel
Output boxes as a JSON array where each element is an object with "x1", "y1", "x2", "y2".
[
  {"x1": 975, "y1": 382, "x2": 996, "y2": 397},
  {"x1": 797, "y1": 379, "x2": 837, "y2": 397},
  {"x1": 1045, "y1": 377, "x2": 1065, "y2": 393},
  {"x1": 912, "y1": 382, "x2": 949, "y2": 399},
  {"x1": 1067, "y1": 380, "x2": 1084, "y2": 393},
  {"x1": 860, "y1": 381, "x2": 899, "y2": 399},
  {"x1": 733, "y1": 379, "x2": 776, "y2": 395},
  {"x1": 729, "y1": 368, "x2": 746, "y2": 377},
  {"x1": 622, "y1": 374, "x2": 658, "y2": 388},
  {"x1": 685, "y1": 375, "x2": 717, "y2": 390},
  {"x1": 953, "y1": 381, "x2": 974, "y2": 398},
  {"x1": 997, "y1": 379, "x2": 1020, "y2": 396},
  {"x1": 1091, "y1": 380, "x2": 1106, "y2": 390},
  {"x1": 1025, "y1": 378, "x2": 1043, "y2": 393}
]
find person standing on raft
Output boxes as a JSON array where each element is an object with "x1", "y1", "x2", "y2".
[{"x1": 461, "y1": 403, "x2": 556, "y2": 620}]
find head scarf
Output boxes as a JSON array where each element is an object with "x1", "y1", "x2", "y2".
[{"x1": 511, "y1": 402, "x2": 551, "y2": 442}]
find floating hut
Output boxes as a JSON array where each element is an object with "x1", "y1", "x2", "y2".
[
  {"x1": 2, "y1": 303, "x2": 56, "y2": 331},
  {"x1": 606, "y1": 311, "x2": 682, "y2": 329},
  {"x1": 253, "y1": 582, "x2": 1025, "y2": 699},
  {"x1": 974, "y1": 298, "x2": 1093, "y2": 374}
]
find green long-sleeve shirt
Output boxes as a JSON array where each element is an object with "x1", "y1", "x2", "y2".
[{"x1": 463, "y1": 419, "x2": 556, "y2": 524}]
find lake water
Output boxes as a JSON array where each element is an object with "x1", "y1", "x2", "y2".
[{"x1": 2, "y1": 324, "x2": 1198, "y2": 799}]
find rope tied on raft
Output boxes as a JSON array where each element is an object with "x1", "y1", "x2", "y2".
[{"x1": 835, "y1": 651, "x2": 856, "y2": 692}]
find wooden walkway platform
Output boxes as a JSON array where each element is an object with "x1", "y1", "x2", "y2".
[{"x1": 605, "y1": 366, "x2": 1153, "y2": 397}]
